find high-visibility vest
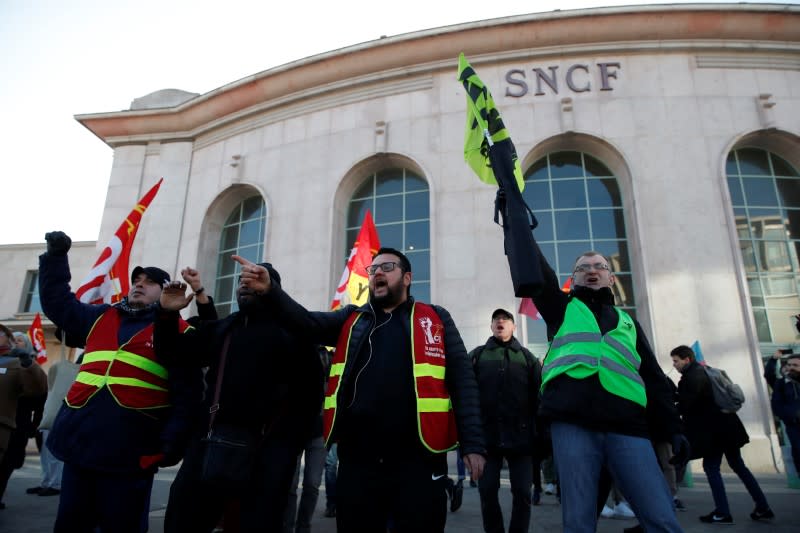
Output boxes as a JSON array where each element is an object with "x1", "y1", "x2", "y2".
[
  {"x1": 66, "y1": 308, "x2": 190, "y2": 410},
  {"x1": 541, "y1": 298, "x2": 646, "y2": 407},
  {"x1": 323, "y1": 302, "x2": 458, "y2": 453}
]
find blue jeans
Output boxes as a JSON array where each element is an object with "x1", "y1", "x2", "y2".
[
  {"x1": 324, "y1": 443, "x2": 338, "y2": 508},
  {"x1": 456, "y1": 448, "x2": 466, "y2": 480},
  {"x1": 550, "y1": 422, "x2": 681, "y2": 533},
  {"x1": 702, "y1": 446, "x2": 768, "y2": 515}
]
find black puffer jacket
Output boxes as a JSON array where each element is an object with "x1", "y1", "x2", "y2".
[
  {"x1": 531, "y1": 244, "x2": 681, "y2": 439},
  {"x1": 269, "y1": 284, "x2": 485, "y2": 458}
]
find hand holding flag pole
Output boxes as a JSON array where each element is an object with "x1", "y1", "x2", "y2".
[{"x1": 458, "y1": 53, "x2": 543, "y2": 297}]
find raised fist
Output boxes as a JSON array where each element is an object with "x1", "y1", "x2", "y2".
[{"x1": 45, "y1": 231, "x2": 72, "y2": 256}]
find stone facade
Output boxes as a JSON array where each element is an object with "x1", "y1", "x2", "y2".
[{"x1": 2, "y1": 4, "x2": 799, "y2": 471}]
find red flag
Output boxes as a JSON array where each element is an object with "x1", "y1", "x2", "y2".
[
  {"x1": 75, "y1": 179, "x2": 163, "y2": 304},
  {"x1": 330, "y1": 211, "x2": 380, "y2": 310},
  {"x1": 28, "y1": 312, "x2": 47, "y2": 364},
  {"x1": 561, "y1": 276, "x2": 572, "y2": 293},
  {"x1": 518, "y1": 298, "x2": 542, "y2": 320}
]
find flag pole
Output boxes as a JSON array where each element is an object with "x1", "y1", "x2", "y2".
[{"x1": 519, "y1": 302, "x2": 529, "y2": 347}]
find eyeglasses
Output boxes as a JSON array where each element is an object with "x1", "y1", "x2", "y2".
[
  {"x1": 365, "y1": 262, "x2": 400, "y2": 276},
  {"x1": 574, "y1": 262, "x2": 611, "y2": 273}
]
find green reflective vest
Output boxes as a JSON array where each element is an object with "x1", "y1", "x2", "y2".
[{"x1": 541, "y1": 298, "x2": 646, "y2": 407}]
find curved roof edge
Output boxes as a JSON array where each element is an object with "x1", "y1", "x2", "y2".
[{"x1": 76, "y1": 3, "x2": 800, "y2": 146}]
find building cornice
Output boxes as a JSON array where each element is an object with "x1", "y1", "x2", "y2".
[{"x1": 75, "y1": 4, "x2": 800, "y2": 147}]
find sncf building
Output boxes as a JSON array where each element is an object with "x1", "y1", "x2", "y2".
[{"x1": 2, "y1": 3, "x2": 799, "y2": 472}]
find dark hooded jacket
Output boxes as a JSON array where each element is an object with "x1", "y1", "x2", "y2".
[{"x1": 764, "y1": 358, "x2": 800, "y2": 426}]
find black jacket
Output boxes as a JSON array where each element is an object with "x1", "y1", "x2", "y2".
[
  {"x1": 269, "y1": 284, "x2": 485, "y2": 459},
  {"x1": 154, "y1": 303, "x2": 324, "y2": 448},
  {"x1": 470, "y1": 336, "x2": 540, "y2": 453},
  {"x1": 531, "y1": 245, "x2": 681, "y2": 439},
  {"x1": 677, "y1": 360, "x2": 748, "y2": 459},
  {"x1": 765, "y1": 358, "x2": 800, "y2": 426}
]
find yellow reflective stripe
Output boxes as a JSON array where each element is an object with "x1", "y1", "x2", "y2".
[
  {"x1": 329, "y1": 362, "x2": 345, "y2": 377},
  {"x1": 414, "y1": 362, "x2": 446, "y2": 379},
  {"x1": 112, "y1": 351, "x2": 168, "y2": 379},
  {"x1": 324, "y1": 396, "x2": 337, "y2": 409},
  {"x1": 82, "y1": 350, "x2": 116, "y2": 364},
  {"x1": 82, "y1": 350, "x2": 167, "y2": 380},
  {"x1": 417, "y1": 397, "x2": 452, "y2": 413},
  {"x1": 75, "y1": 372, "x2": 107, "y2": 386},
  {"x1": 106, "y1": 376, "x2": 168, "y2": 392}
]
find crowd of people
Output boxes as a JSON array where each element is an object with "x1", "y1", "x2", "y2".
[{"x1": 0, "y1": 228, "x2": 797, "y2": 533}]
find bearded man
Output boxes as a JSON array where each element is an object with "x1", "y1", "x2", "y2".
[{"x1": 236, "y1": 247, "x2": 486, "y2": 533}]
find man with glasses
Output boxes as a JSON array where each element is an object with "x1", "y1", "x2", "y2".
[
  {"x1": 530, "y1": 250, "x2": 689, "y2": 533},
  {"x1": 470, "y1": 308, "x2": 541, "y2": 533},
  {"x1": 234, "y1": 247, "x2": 486, "y2": 533}
]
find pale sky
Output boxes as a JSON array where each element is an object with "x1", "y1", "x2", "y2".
[{"x1": 0, "y1": 1, "x2": 790, "y2": 245}]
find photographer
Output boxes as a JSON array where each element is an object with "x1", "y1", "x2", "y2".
[{"x1": 765, "y1": 349, "x2": 800, "y2": 476}]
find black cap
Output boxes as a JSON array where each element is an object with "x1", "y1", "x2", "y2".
[
  {"x1": 491, "y1": 308, "x2": 514, "y2": 322},
  {"x1": 257, "y1": 262, "x2": 281, "y2": 285},
  {"x1": 131, "y1": 266, "x2": 171, "y2": 286}
]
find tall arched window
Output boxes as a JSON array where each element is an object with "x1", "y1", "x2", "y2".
[
  {"x1": 346, "y1": 168, "x2": 430, "y2": 303},
  {"x1": 213, "y1": 195, "x2": 267, "y2": 317},
  {"x1": 523, "y1": 151, "x2": 635, "y2": 349},
  {"x1": 726, "y1": 148, "x2": 800, "y2": 346}
]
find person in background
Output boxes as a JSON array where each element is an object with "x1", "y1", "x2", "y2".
[
  {"x1": 471, "y1": 308, "x2": 541, "y2": 533},
  {"x1": 283, "y1": 347, "x2": 329, "y2": 533},
  {"x1": 764, "y1": 350, "x2": 799, "y2": 476},
  {"x1": 671, "y1": 345, "x2": 774, "y2": 524},
  {"x1": 0, "y1": 326, "x2": 47, "y2": 509},
  {"x1": 28, "y1": 330, "x2": 81, "y2": 498}
]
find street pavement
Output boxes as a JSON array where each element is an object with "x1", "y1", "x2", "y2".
[{"x1": 1, "y1": 452, "x2": 798, "y2": 532}]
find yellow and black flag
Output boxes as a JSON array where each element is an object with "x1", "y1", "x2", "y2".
[{"x1": 458, "y1": 53, "x2": 543, "y2": 296}]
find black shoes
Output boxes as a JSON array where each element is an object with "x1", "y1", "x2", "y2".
[
  {"x1": 323, "y1": 505, "x2": 336, "y2": 518},
  {"x1": 26, "y1": 486, "x2": 43, "y2": 494},
  {"x1": 750, "y1": 507, "x2": 774, "y2": 521},
  {"x1": 38, "y1": 487, "x2": 61, "y2": 496},
  {"x1": 699, "y1": 511, "x2": 734, "y2": 525},
  {"x1": 623, "y1": 525, "x2": 644, "y2": 533},
  {"x1": 450, "y1": 479, "x2": 463, "y2": 512}
]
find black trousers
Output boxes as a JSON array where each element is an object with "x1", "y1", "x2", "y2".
[
  {"x1": 478, "y1": 450, "x2": 532, "y2": 533},
  {"x1": 54, "y1": 462, "x2": 153, "y2": 533},
  {"x1": 164, "y1": 436, "x2": 300, "y2": 533},
  {"x1": 336, "y1": 446, "x2": 448, "y2": 533}
]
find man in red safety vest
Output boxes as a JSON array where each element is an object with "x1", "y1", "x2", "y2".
[{"x1": 235, "y1": 247, "x2": 486, "y2": 533}]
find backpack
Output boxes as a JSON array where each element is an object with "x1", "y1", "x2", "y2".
[{"x1": 704, "y1": 366, "x2": 745, "y2": 413}]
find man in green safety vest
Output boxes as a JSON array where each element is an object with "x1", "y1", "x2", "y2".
[{"x1": 531, "y1": 248, "x2": 689, "y2": 533}]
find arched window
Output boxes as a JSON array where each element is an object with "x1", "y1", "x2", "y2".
[
  {"x1": 213, "y1": 195, "x2": 267, "y2": 317},
  {"x1": 522, "y1": 151, "x2": 635, "y2": 348},
  {"x1": 346, "y1": 168, "x2": 430, "y2": 303},
  {"x1": 726, "y1": 148, "x2": 800, "y2": 346}
]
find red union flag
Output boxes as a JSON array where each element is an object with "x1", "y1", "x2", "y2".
[
  {"x1": 28, "y1": 312, "x2": 47, "y2": 364},
  {"x1": 330, "y1": 211, "x2": 380, "y2": 310},
  {"x1": 75, "y1": 179, "x2": 163, "y2": 304},
  {"x1": 518, "y1": 298, "x2": 541, "y2": 320}
]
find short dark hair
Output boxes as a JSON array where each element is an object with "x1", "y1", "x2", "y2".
[
  {"x1": 573, "y1": 250, "x2": 613, "y2": 269},
  {"x1": 787, "y1": 353, "x2": 800, "y2": 362},
  {"x1": 374, "y1": 247, "x2": 411, "y2": 273},
  {"x1": 670, "y1": 345, "x2": 695, "y2": 361},
  {"x1": 373, "y1": 247, "x2": 412, "y2": 297}
]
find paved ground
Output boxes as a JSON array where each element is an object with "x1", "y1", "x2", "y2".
[{"x1": 1, "y1": 452, "x2": 798, "y2": 532}]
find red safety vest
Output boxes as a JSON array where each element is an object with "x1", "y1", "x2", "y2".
[
  {"x1": 323, "y1": 302, "x2": 458, "y2": 453},
  {"x1": 66, "y1": 308, "x2": 190, "y2": 410}
]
